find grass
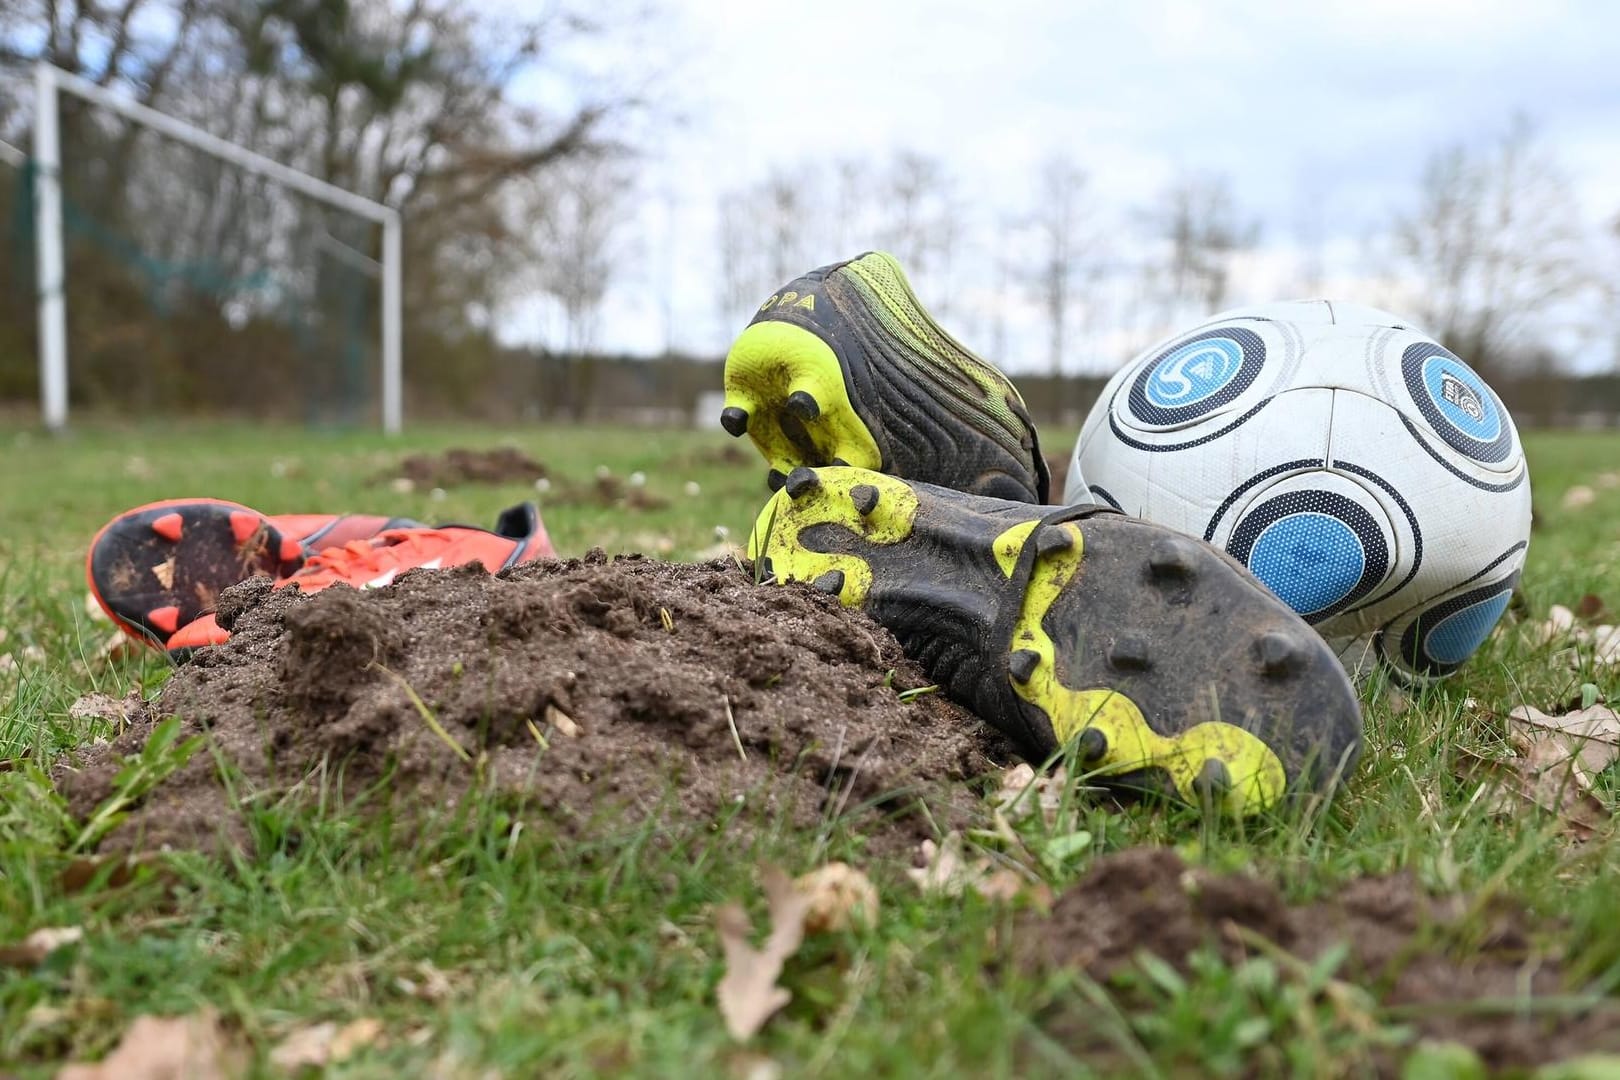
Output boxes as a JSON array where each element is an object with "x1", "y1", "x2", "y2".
[{"x1": 4, "y1": 420, "x2": 1620, "y2": 1076}]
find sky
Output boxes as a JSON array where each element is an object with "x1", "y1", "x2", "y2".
[{"x1": 505, "y1": 0, "x2": 1620, "y2": 372}]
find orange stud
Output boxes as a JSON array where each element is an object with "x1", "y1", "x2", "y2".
[
  {"x1": 147, "y1": 605, "x2": 181, "y2": 634},
  {"x1": 151, "y1": 512, "x2": 184, "y2": 542},
  {"x1": 229, "y1": 511, "x2": 261, "y2": 544},
  {"x1": 279, "y1": 537, "x2": 303, "y2": 563}
]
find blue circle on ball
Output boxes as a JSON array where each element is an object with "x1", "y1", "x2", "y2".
[
  {"x1": 1423, "y1": 589, "x2": 1513, "y2": 666},
  {"x1": 1420, "y1": 354, "x2": 1501, "y2": 442},
  {"x1": 1248, "y1": 513, "x2": 1367, "y2": 616},
  {"x1": 1145, "y1": 337, "x2": 1244, "y2": 409}
]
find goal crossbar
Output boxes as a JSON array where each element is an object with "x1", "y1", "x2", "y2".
[{"x1": 32, "y1": 62, "x2": 404, "y2": 432}]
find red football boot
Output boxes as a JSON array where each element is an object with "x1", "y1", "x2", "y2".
[
  {"x1": 163, "y1": 504, "x2": 556, "y2": 652},
  {"x1": 87, "y1": 500, "x2": 550, "y2": 650}
]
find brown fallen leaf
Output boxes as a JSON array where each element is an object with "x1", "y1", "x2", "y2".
[
  {"x1": 269, "y1": 1017, "x2": 383, "y2": 1070},
  {"x1": 56, "y1": 1009, "x2": 238, "y2": 1079},
  {"x1": 1508, "y1": 705, "x2": 1620, "y2": 782},
  {"x1": 0, "y1": 926, "x2": 82, "y2": 968},
  {"x1": 1456, "y1": 747, "x2": 1609, "y2": 840},
  {"x1": 716, "y1": 865, "x2": 812, "y2": 1041},
  {"x1": 794, "y1": 862, "x2": 878, "y2": 934},
  {"x1": 1576, "y1": 593, "x2": 1608, "y2": 621},
  {"x1": 906, "y1": 832, "x2": 1048, "y2": 904},
  {"x1": 69, "y1": 693, "x2": 140, "y2": 725}
]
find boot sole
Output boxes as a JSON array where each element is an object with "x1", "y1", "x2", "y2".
[
  {"x1": 751, "y1": 467, "x2": 1361, "y2": 816},
  {"x1": 86, "y1": 499, "x2": 305, "y2": 647},
  {"x1": 722, "y1": 319, "x2": 885, "y2": 492}
]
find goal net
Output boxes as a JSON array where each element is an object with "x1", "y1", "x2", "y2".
[{"x1": 19, "y1": 64, "x2": 401, "y2": 432}]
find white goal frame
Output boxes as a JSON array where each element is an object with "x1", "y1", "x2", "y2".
[{"x1": 31, "y1": 62, "x2": 404, "y2": 433}]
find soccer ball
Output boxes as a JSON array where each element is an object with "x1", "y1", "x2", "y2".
[{"x1": 1068, "y1": 300, "x2": 1532, "y2": 682}]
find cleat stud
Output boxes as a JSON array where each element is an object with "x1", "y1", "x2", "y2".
[
  {"x1": 1076, "y1": 727, "x2": 1108, "y2": 764},
  {"x1": 1147, "y1": 536, "x2": 1197, "y2": 580},
  {"x1": 783, "y1": 467, "x2": 821, "y2": 499},
  {"x1": 1036, "y1": 525, "x2": 1073, "y2": 557},
  {"x1": 1192, "y1": 759, "x2": 1232, "y2": 801},
  {"x1": 228, "y1": 511, "x2": 261, "y2": 545},
  {"x1": 1256, "y1": 630, "x2": 1306, "y2": 676},
  {"x1": 1008, "y1": 648, "x2": 1041, "y2": 684},
  {"x1": 850, "y1": 484, "x2": 880, "y2": 516},
  {"x1": 785, "y1": 390, "x2": 820, "y2": 420},
  {"x1": 1107, "y1": 634, "x2": 1153, "y2": 671},
  {"x1": 151, "y1": 512, "x2": 184, "y2": 542},
  {"x1": 767, "y1": 469, "x2": 788, "y2": 492},
  {"x1": 278, "y1": 538, "x2": 303, "y2": 563},
  {"x1": 720, "y1": 406, "x2": 750, "y2": 437},
  {"x1": 831, "y1": 457, "x2": 850, "y2": 467},
  {"x1": 812, "y1": 570, "x2": 845, "y2": 595},
  {"x1": 147, "y1": 605, "x2": 181, "y2": 634}
]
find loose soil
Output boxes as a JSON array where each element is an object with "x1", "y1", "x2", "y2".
[
  {"x1": 1022, "y1": 848, "x2": 1620, "y2": 1072},
  {"x1": 381, "y1": 446, "x2": 548, "y2": 488},
  {"x1": 57, "y1": 556, "x2": 1004, "y2": 858},
  {"x1": 1044, "y1": 450, "x2": 1072, "y2": 505}
]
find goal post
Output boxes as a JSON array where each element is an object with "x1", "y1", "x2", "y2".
[{"x1": 30, "y1": 62, "x2": 404, "y2": 434}]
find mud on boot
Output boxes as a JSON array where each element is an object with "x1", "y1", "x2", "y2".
[
  {"x1": 721, "y1": 252, "x2": 1050, "y2": 503},
  {"x1": 748, "y1": 466, "x2": 1363, "y2": 816}
]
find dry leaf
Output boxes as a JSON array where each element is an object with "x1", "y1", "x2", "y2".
[
  {"x1": 1576, "y1": 593, "x2": 1608, "y2": 621},
  {"x1": 1456, "y1": 747, "x2": 1609, "y2": 839},
  {"x1": 1563, "y1": 485, "x2": 1596, "y2": 510},
  {"x1": 0, "y1": 926, "x2": 82, "y2": 968},
  {"x1": 907, "y1": 833, "x2": 1050, "y2": 904},
  {"x1": 716, "y1": 866, "x2": 812, "y2": 1040},
  {"x1": 56, "y1": 1010, "x2": 237, "y2": 1079},
  {"x1": 69, "y1": 693, "x2": 137, "y2": 725},
  {"x1": 907, "y1": 833, "x2": 973, "y2": 895},
  {"x1": 270, "y1": 1017, "x2": 382, "y2": 1070},
  {"x1": 794, "y1": 862, "x2": 878, "y2": 934},
  {"x1": 1536, "y1": 604, "x2": 1577, "y2": 644},
  {"x1": 1594, "y1": 626, "x2": 1620, "y2": 667},
  {"x1": 993, "y1": 763, "x2": 1067, "y2": 825},
  {"x1": 1508, "y1": 705, "x2": 1620, "y2": 782}
]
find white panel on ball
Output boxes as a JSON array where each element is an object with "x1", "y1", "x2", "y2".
[{"x1": 1072, "y1": 301, "x2": 1531, "y2": 682}]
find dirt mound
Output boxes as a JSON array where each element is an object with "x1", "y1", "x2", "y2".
[
  {"x1": 381, "y1": 446, "x2": 547, "y2": 488},
  {"x1": 57, "y1": 556, "x2": 1003, "y2": 857},
  {"x1": 1022, "y1": 848, "x2": 1620, "y2": 1071}
]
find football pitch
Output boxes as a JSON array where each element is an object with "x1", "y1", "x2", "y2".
[{"x1": 4, "y1": 421, "x2": 1620, "y2": 1076}]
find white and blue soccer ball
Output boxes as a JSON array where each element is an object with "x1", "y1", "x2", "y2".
[{"x1": 1069, "y1": 300, "x2": 1532, "y2": 682}]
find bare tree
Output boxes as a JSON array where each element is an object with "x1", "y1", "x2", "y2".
[
  {"x1": 879, "y1": 151, "x2": 958, "y2": 311},
  {"x1": 1147, "y1": 171, "x2": 1260, "y2": 325},
  {"x1": 1387, "y1": 117, "x2": 1593, "y2": 378},
  {"x1": 533, "y1": 157, "x2": 634, "y2": 418},
  {"x1": 1027, "y1": 153, "x2": 1097, "y2": 376}
]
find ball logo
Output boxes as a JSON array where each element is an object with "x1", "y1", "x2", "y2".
[
  {"x1": 1439, "y1": 373, "x2": 1484, "y2": 423},
  {"x1": 1400, "y1": 343, "x2": 1511, "y2": 463},
  {"x1": 1146, "y1": 338, "x2": 1242, "y2": 408},
  {"x1": 1126, "y1": 327, "x2": 1266, "y2": 427}
]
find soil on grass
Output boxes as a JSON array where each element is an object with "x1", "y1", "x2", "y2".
[
  {"x1": 56, "y1": 556, "x2": 1004, "y2": 858},
  {"x1": 1021, "y1": 848, "x2": 1620, "y2": 1072},
  {"x1": 381, "y1": 446, "x2": 548, "y2": 488}
]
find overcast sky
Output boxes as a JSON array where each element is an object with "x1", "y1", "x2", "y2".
[{"x1": 505, "y1": 0, "x2": 1620, "y2": 373}]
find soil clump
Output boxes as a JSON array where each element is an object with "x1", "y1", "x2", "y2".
[
  {"x1": 381, "y1": 446, "x2": 548, "y2": 488},
  {"x1": 1022, "y1": 848, "x2": 1620, "y2": 1072},
  {"x1": 57, "y1": 556, "x2": 1003, "y2": 857}
]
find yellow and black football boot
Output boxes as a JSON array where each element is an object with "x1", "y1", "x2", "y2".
[
  {"x1": 721, "y1": 252, "x2": 1050, "y2": 503},
  {"x1": 748, "y1": 466, "x2": 1363, "y2": 816}
]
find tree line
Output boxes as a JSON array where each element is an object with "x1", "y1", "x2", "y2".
[{"x1": 1, "y1": 2, "x2": 1616, "y2": 422}]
